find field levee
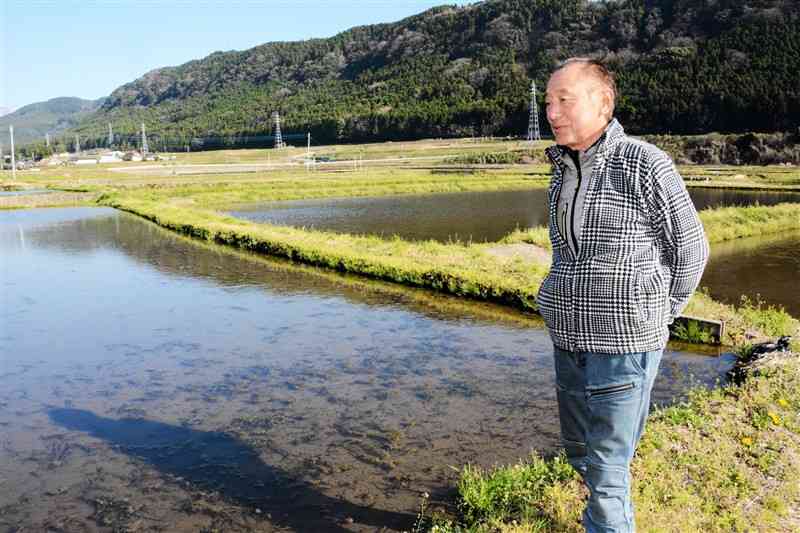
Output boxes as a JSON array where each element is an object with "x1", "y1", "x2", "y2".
[{"x1": 100, "y1": 190, "x2": 800, "y2": 347}]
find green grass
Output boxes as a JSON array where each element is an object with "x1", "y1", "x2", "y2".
[
  {"x1": 500, "y1": 203, "x2": 800, "y2": 250},
  {"x1": 670, "y1": 318, "x2": 717, "y2": 344},
  {"x1": 701, "y1": 203, "x2": 800, "y2": 244},
  {"x1": 681, "y1": 290, "x2": 799, "y2": 347},
  {"x1": 423, "y1": 356, "x2": 800, "y2": 532},
  {"x1": 736, "y1": 296, "x2": 799, "y2": 340},
  {"x1": 498, "y1": 226, "x2": 552, "y2": 250}
]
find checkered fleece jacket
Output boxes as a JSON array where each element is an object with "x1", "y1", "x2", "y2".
[{"x1": 537, "y1": 119, "x2": 709, "y2": 354}]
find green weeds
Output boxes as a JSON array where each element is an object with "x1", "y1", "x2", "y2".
[
  {"x1": 737, "y1": 295, "x2": 798, "y2": 339},
  {"x1": 670, "y1": 319, "x2": 717, "y2": 344},
  {"x1": 457, "y1": 454, "x2": 576, "y2": 525}
]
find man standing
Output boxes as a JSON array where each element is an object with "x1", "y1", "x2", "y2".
[{"x1": 538, "y1": 58, "x2": 709, "y2": 532}]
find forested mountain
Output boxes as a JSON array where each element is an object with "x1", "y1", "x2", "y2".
[
  {"x1": 53, "y1": 0, "x2": 800, "y2": 149},
  {"x1": 0, "y1": 97, "x2": 105, "y2": 147}
]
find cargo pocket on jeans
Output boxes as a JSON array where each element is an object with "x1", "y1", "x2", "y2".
[{"x1": 587, "y1": 382, "x2": 637, "y2": 403}]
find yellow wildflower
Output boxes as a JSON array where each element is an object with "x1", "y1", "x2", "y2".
[
  {"x1": 777, "y1": 398, "x2": 789, "y2": 408},
  {"x1": 767, "y1": 412, "x2": 782, "y2": 425},
  {"x1": 740, "y1": 436, "x2": 753, "y2": 446}
]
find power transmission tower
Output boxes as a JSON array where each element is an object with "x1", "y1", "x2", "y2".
[
  {"x1": 272, "y1": 112, "x2": 285, "y2": 149},
  {"x1": 108, "y1": 124, "x2": 114, "y2": 148},
  {"x1": 527, "y1": 80, "x2": 541, "y2": 142},
  {"x1": 141, "y1": 123, "x2": 149, "y2": 155}
]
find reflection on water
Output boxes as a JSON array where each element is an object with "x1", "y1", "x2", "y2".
[
  {"x1": 690, "y1": 188, "x2": 800, "y2": 212},
  {"x1": 0, "y1": 208, "x2": 733, "y2": 532},
  {"x1": 228, "y1": 188, "x2": 800, "y2": 243},
  {"x1": 701, "y1": 231, "x2": 800, "y2": 317},
  {"x1": 229, "y1": 189, "x2": 551, "y2": 243}
]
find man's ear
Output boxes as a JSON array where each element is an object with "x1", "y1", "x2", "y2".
[{"x1": 600, "y1": 88, "x2": 613, "y2": 119}]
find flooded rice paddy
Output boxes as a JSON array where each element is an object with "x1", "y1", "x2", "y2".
[
  {"x1": 231, "y1": 189, "x2": 551, "y2": 243},
  {"x1": 228, "y1": 188, "x2": 800, "y2": 244},
  {"x1": 1, "y1": 208, "x2": 735, "y2": 532},
  {"x1": 701, "y1": 230, "x2": 800, "y2": 317}
]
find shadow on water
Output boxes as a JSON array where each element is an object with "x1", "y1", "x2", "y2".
[{"x1": 48, "y1": 408, "x2": 415, "y2": 532}]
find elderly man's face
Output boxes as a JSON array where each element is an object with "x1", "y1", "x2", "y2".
[{"x1": 545, "y1": 65, "x2": 611, "y2": 151}]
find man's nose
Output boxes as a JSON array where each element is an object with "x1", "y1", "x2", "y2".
[{"x1": 546, "y1": 104, "x2": 559, "y2": 123}]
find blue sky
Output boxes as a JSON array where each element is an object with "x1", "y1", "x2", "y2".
[{"x1": 1, "y1": 0, "x2": 479, "y2": 112}]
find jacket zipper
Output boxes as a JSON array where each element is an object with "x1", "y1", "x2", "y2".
[
  {"x1": 568, "y1": 151, "x2": 582, "y2": 256},
  {"x1": 588, "y1": 382, "x2": 635, "y2": 398}
]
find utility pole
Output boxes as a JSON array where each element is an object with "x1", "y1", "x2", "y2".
[
  {"x1": 75, "y1": 134, "x2": 80, "y2": 154},
  {"x1": 305, "y1": 132, "x2": 313, "y2": 172},
  {"x1": 527, "y1": 80, "x2": 541, "y2": 142},
  {"x1": 10, "y1": 125, "x2": 17, "y2": 180},
  {"x1": 141, "y1": 122, "x2": 149, "y2": 155},
  {"x1": 108, "y1": 123, "x2": 114, "y2": 148}
]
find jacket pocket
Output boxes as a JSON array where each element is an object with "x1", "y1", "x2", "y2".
[
  {"x1": 636, "y1": 267, "x2": 669, "y2": 327},
  {"x1": 575, "y1": 262, "x2": 642, "y2": 334},
  {"x1": 536, "y1": 275, "x2": 557, "y2": 329}
]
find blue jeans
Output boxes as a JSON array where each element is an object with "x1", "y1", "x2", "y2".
[{"x1": 553, "y1": 347, "x2": 663, "y2": 533}]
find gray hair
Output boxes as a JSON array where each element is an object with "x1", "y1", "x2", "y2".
[{"x1": 555, "y1": 57, "x2": 617, "y2": 115}]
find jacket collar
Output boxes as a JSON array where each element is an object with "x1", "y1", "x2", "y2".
[{"x1": 546, "y1": 118, "x2": 625, "y2": 166}]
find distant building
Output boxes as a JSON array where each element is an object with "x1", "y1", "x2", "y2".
[{"x1": 99, "y1": 151, "x2": 124, "y2": 163}]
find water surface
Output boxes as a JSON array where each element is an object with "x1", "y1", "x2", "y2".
[
  {"x1": 701, "y1": 231, "x2": 800, "y2": 317},
  {"x1": 0, "y1": 208, "x2": 734, "y2": 532},
  {"x1": 228, "y1": 188, "x2": 800, "y2": 243}
]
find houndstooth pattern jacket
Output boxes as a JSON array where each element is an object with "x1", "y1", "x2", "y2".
[{"x1": 537, "y1": 119, "x2": 709, "y2": 354}]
